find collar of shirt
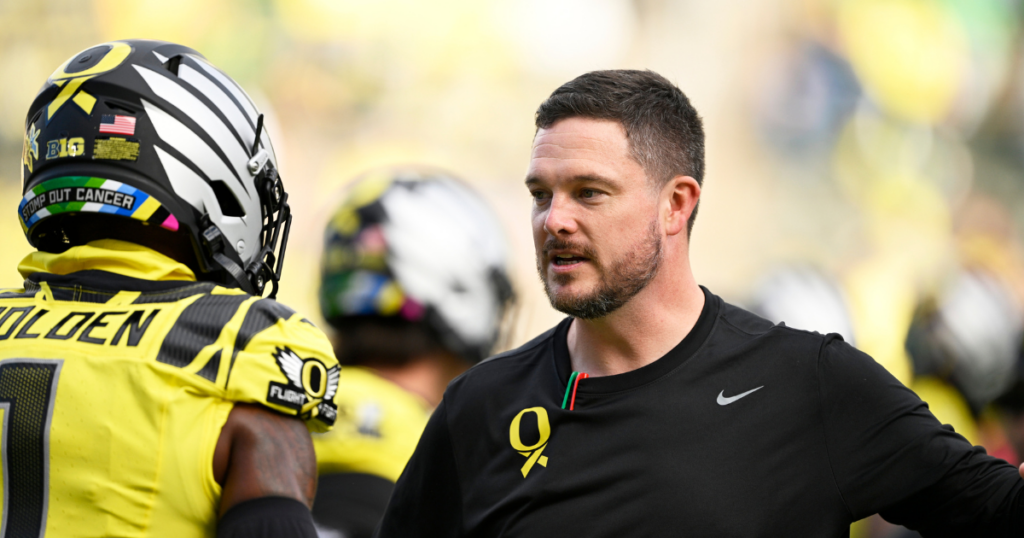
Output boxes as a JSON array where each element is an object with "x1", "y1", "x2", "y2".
[
  {"x1": 17, "y1": 239, "x2": 196, "y2": 286},
  {"x1": 552, "y1": 285, "x2": 720, "y2": 396}
]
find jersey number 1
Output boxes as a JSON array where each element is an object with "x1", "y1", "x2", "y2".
[{"x1": 0, "y1": 360, "x2": 61, "y2": 538}]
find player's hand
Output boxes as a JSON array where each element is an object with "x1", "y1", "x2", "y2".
[{"x1": 1019, "y1": 463, "x2": 1024, "y2": 480}]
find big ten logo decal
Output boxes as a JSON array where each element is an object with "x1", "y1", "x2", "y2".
[
  {"x1": 509, "y1": 407, "x2": 551, "y2": 478},
  {"x1": 46, "y1": 137, "x2": 86, "y2": 160},
  {"x1": 46, "y1": 42, "x2": 133, "y2": 122}
]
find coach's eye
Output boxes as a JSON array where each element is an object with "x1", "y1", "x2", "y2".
[
  {"x1": 580, "y1": 188, "x2": 597, "y2": 198},
  {"x1": 530, "y1": 190, "x2": 550, "y2": 202}
]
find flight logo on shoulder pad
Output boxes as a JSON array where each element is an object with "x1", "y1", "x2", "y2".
[{"x1": 269, "y1": 347, "x2": 339, "y2": 425}]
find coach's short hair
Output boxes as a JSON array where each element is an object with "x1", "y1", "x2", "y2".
[{"x1": 535, "y1": 70, "x2": 705, "y2": 234}]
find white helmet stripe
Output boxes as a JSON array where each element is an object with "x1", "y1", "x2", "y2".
[
  {"x1": 153, "y1": 145, "x2": 212, "y2": 213},
  {"x1": 178, "y1": 63, "x2": 257, "y2": 155},
  {"x1": 155, "y1": 146, "x2": 259, "y2": 264},
  {"x1": 133, "y1": 65, "x2": 252, "y2": 197},
  {"x1": 191, "y1": 56, "x2": 277, "y2": 165},
  {"x1": 143, "y1": 98, "x2": 262, "y2": 233},
  {"x1": 141, "y1": 99, "x2": 235, "y2": 197},
  {"x1": 193, "y1": 57, "x2": 258, "y2": 123}
]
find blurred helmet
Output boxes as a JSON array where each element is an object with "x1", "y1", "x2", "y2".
[
  {"x1": 906, "y1": 270, "x2": 1024, "y2": 413},
  {"x1": 320, "y1": 167, "x2": 514, "y2": 363},
  {"x1": 748, "y1": 265, "x2": 856, "y2": 345},
  {"x1": 20, "y1": 40, "x2": 289, "y2": 296}
]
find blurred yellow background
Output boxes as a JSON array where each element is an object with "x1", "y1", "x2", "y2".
[
  {"x1": 7, "y1": 1, "x2": 1024, "y2": 535},
  {"x1": 3, "y1": 0, "x2": 1024, "y2": 365}
]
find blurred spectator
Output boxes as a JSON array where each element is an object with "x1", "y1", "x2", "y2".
[
  {"x1": 746, "y1": 264, "x2": 856, "y2": 343},
  {"x1": 310, "y1": 167, "x2": 514, "y2": 538},
  {"x1": 755, "y1": 40, "x2": 860, "y2": 162},
  {"x1": 907, "y1": 270, "x2": 1024, "y2": 417}
]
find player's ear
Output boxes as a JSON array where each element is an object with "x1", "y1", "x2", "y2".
[{"x1": 662, "y1": 175, "x2": 700, "y2": 237}]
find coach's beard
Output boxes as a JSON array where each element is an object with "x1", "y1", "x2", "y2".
[{"x1": 539, "y1": 221, "x2": 663, "y2": 320}]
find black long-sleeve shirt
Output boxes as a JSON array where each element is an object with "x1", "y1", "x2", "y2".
[{"x1": 377, "y1": 287, "x2": 1024, "y2": 537}]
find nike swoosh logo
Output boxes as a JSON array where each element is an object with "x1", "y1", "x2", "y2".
[{"x1": 717, "y1": 386, "x2": 764, "y2": 406}]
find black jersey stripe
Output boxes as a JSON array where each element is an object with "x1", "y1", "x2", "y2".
[
  {"x1": 196, "y1": 349, "x2": 222, "y2": 382},
  {"x1": 0, "y1": 360, "x2": 62, "y2": 538},
  {"x1": 132, "y1": 283, "x2": 216, "y2": 304},
  {"x1": 47, "y1": 286, "x2": 114, "y2": 304},
  {"x1": 224, "y1": 299, "x2": 296, "y2": 387},
  {"x1": 0, "y1": 281, "x2": 40, "y2": 300},
  {"x1": 156, "y1": 294, "x2": 249, "y2": 368},
  {"x1": 28, "y1": 272, "x2": 193, "y2": 294},
  {"x1": 0, "y1": 290, "x2": 37, "y2": 300}
]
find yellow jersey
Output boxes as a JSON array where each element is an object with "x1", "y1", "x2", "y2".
[
  {"x1": 0, "y1": 240, "x2": 339, "y2": 537},
  {"x1": 312, "y1": 366, "x2": 429, "y2": 483}
]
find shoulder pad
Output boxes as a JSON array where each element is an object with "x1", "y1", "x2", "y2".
[{"x1": 225, "y1": 299, "x2": 340, "y2": 432}]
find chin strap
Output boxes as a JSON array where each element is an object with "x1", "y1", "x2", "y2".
[{"x1": 201, "y1": 223, "x2": 256, "y2": 295}]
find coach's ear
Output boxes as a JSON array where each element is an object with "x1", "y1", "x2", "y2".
[{"x1": 662, "y1": 175, "x2": 700, "y2": 237}]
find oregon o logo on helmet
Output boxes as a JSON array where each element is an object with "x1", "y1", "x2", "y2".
[
  {"x1": 45, "y1": 41, "x2": 133, "y2": 121},
  {"x1": 49, "y1": 42, "x2": 133, "y2": 82},
  {"x1": 509, "y1": 407, "x2": 550, "y2": 478}
]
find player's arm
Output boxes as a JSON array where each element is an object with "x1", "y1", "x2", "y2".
[{"x1": 213, "y1": 403, "x2": 319, "y2": 538}]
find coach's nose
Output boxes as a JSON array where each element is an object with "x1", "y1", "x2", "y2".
[{"x1": 542, "y1": 193, "x2": 579, "y2": 237}]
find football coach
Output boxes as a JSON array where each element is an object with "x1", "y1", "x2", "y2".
[{"x1": 375, "y1": 70, "x2": 1024, "y2": 537}]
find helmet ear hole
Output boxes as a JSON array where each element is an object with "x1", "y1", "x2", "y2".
[{"x1": 210, "y1": 180, "x2": 245, "y2": 217}]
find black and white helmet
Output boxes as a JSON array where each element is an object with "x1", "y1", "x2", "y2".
[
  {"x1": 748, "y1": 265, "x2": 857, "y2": 345},
  {"x1": 20, "y1": 40, "x2": 289, "y2": 296},
  {"x1": 320, "y1": 167, "x2": 514, "y2": 363},
  {"x1": 907, "y1": 270, "x2": 1024, "y2": 412}
]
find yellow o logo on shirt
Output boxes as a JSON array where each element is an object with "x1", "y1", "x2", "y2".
[
  {"x1": 509, "y1": 407, "x2": 550, "y2": 451},
  {"x1": 509, "y1": 407, "x2": 551, "y2": 477}
]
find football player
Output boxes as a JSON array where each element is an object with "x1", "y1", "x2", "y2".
[
  {"x1": 311, "y1": 168, "x2": 514, "y2": 537},
  {"x1": 2, "y1": 40, "x2": 339, "y2": 537}
]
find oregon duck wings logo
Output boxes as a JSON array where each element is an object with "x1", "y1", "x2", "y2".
[
  {"x1": 22, "y1": 124, "x2": 39, "y2": 174},
  {"x1": 269, "y1": 347, "x2": 340, "y2": 425},
  {"x1": 510, "y1": 407, "x2": 551, "y2": 478}
]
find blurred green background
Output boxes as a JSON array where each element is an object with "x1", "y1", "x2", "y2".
[{"x1": 3, "y1": 0, "x2": 1024, "y2": 381}]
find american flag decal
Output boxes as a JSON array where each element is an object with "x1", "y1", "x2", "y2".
[{"x1": 99, "y1": 114, "x2": 136, "y2": 135}]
